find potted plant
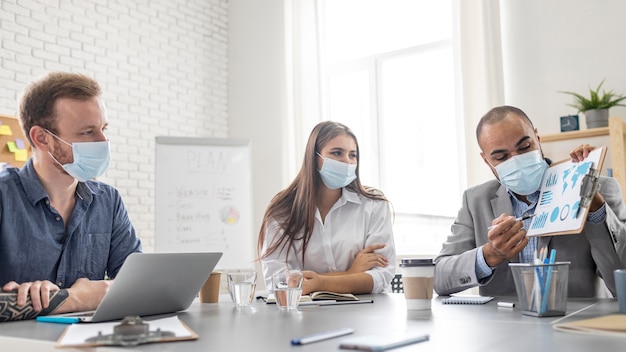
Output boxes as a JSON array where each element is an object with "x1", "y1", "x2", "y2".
[{"x1": 559, "y1": 79, "x2": 626, "y2": 128}]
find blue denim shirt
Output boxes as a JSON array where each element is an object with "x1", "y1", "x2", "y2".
[{"x1": 0, "y1": 159, "x2": 142, "y2": 288}]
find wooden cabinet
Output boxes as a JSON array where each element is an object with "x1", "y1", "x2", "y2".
[{"x1": 541, "y1": 116, "x2": 626, "y2": 200}]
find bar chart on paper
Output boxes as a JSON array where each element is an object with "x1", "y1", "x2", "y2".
[{"x1": 527, "y1": 147, "x2": 606, "y2": 237}]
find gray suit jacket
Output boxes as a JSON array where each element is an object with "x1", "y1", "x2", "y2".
[{"x1": 434, "y1": 176, "x2": 626, "y2": 298}]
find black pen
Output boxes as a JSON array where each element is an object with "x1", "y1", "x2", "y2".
[{"x1": 488, "y1": 214, "x2": 536, "y2": 230}]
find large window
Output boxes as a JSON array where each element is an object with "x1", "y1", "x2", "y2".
[{"x1": 320, "y1": 0, "x2": 465, "y2": 256}]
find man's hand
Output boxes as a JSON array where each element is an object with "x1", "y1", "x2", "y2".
[
  {"x1": 56, "y1": 278, "x2": 112, "y2": 314},
  {"x1": 570, "y1": 144, "x2": 605, "y2": 212},
  {"x1": 483, "y1": 214, "x2": 529, "y2": 267},
  {"x1": 570, "y1": 144, "x2": 595, "y2": 162},
  {"x1": 348, "y1": 244, "x2": 388, "y2": 274},
  {"x1": 2, "y1": 280, "x2": 59, "y2": 312}
]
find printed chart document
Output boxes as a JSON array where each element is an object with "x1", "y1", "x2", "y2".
[{"x1": 527, "y1": 147, "x2": 606, "y2": 237}]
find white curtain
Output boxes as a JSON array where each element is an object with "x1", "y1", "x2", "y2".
[
  {"x1": 285, "y1": 0, "x2": 324, "y2": 179},
  {"x1": 454, "y1": 0, "x2": 506, "y2": 186}
]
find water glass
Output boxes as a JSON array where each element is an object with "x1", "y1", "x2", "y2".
[
  {"x1": 227, "y1": 271, "x2": 257, "y2": 307},
  {"x1": 272, "y1": 269, "x2": 304, "y2": 311}
]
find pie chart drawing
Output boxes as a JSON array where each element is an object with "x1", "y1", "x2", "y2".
[{"x1": 220, "y1": 206, "x2": 240, "y2": 225}]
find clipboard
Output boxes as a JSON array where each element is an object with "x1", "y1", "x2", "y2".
[
  {"x1": 54, "y1": 315, "x2": 198, "y2": 348},
  {"x1": 526, "y1": 146, "x2": 606, "y2": 237}
]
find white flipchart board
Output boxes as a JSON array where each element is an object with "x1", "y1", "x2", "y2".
[{"x1": 155, "y1": 136, "x2": 254, "y2": 269}]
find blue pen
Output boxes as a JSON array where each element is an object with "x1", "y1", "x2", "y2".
[
  {"x1": 36, "y1": 316, "x2": 80, "y2": 324},
  {"x1": 540, "y1": 249, "x2": 557, "y2": 314}
]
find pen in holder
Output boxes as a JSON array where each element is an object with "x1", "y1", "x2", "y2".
[{"x1": 509, "y1": 261, "x2": 570, "y2": 317}]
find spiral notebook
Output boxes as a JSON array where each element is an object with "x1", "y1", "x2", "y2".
[{"x1": 441, "y1": 295, "x2": 494, "y2": 305}]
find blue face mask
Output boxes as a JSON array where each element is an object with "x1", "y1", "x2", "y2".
[
  {"x1": 493, "y1": 150, "x2": 548, "y2": 195},
  {"x1": 317, "y1": 153, "x2": 357, "y2": 190},
  {"x1": 46, "y1": 129, "x2": 111, "y2": 182}
]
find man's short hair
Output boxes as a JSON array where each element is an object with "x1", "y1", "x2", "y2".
[
  {"x1": 18, "y1": 72, "x2": 101, "y2": 146},
  {"x1": 476, "y1": 105, "x2": 535, "y2": 144}
]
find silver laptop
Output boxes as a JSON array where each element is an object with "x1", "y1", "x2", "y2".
[{"x1": 55, "y1": 252, "x2": 222, "y2": 322}]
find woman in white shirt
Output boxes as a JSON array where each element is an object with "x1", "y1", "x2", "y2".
[{"x1": 258, "y1": 121, "x2": 396, "y2": 294}]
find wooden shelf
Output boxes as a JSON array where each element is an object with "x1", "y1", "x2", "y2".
[
  {"x1": 541, "y1": 116, "x2": 626, "y2": 200},
  {"x1": 540, "y1": 127, "x2": 610, "y2": 142}
]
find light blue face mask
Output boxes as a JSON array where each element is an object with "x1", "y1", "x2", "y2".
[
  {"x1": 46, "y1": 129, "x2": 111, "y2": 182},
  {"x1": 493, "y1": 150, "x2": 548, "y2": 195},
  {"x1": 317, "y1": 152, "x2": 357, "y2": 190}
]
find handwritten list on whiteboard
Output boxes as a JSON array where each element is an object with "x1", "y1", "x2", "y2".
[{"x1": 155, "y1": 137, "x2": 253, "y2": 269}]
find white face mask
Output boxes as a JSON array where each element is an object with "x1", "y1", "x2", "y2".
[
  {"x1": 46, "y1": 129, "x2": 111, "y2": 182},
  {"x1": 317, "y1": 153, "x2": 357, "y2": 190},
  {"x1": 492, "y1": 150, "x2": 548, "y2": 195}
]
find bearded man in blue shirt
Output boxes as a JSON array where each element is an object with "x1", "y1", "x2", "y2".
[{"x1": 0, "y1": 72, "x2": 142, "y2": 321}]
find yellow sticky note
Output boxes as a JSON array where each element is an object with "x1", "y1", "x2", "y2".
[
  {"x1": 0, "y1": 125, "x2": 12, "y2": 135},
  {"x1": 14, "y1": 149, "x2": 28, "y2": 162},
  {"x1": 6, "y1": 141, "x2": 17, "y2": 152}
]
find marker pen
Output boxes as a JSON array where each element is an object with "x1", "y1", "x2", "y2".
[{"x1": 36, "y1": 316, "x2": 80, "y2": 324}]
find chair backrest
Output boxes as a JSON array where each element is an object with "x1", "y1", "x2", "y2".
[{"x1": 391, "y1": 274, "x2": 403, "y2": 293}]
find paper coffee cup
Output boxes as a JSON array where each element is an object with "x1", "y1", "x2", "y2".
[
  {"x1": 199, "y1": 272, "x2": 221, "y2": 303},
  {"x1": 399, "y1": 258, "x2": 435, "y2": 310}
]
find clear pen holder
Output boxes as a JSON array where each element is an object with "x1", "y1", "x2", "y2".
[{"x1": 509, "y1": 262, "x2": 570, "y2": 317}]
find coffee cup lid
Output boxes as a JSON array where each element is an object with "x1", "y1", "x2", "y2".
[{"x1": 400, "y1": 258, "x2": 434, "y2": 267}]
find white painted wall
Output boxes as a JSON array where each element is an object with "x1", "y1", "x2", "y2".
[
  {"x1": 500, "y1": 0, "x2": 626, "y2": 136},
  {"x1": 228, "y1": 0, "x2": 289, "y2": 265}
]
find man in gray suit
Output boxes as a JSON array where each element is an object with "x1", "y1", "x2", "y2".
[{"x1": 434, "y1": 105, "x2": 626, "y2": 297}]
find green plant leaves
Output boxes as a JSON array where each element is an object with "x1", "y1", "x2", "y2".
[{"x1": 559, "y1": 79, "x2": 626, "y2": 112}]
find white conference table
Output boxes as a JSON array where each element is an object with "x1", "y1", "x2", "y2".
[{"x1": 0, "y1": 293, "x2": 623, "y2": 351}]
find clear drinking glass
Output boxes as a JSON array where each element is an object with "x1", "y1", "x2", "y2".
[
  {"x1": 227, "y1": 271, "x2": 257, "y2": 307},
  {"x1": 272, "y1": 269, "x2": 304, "y2": 311}
]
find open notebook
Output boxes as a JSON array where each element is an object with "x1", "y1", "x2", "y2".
[{"x1": 265, "y1": 291, "x2": 359, "y2": 304}]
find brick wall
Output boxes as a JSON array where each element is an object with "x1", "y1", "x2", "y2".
[{"x1": 0, "y1": 0, "x2": 229, "y2": 251}]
